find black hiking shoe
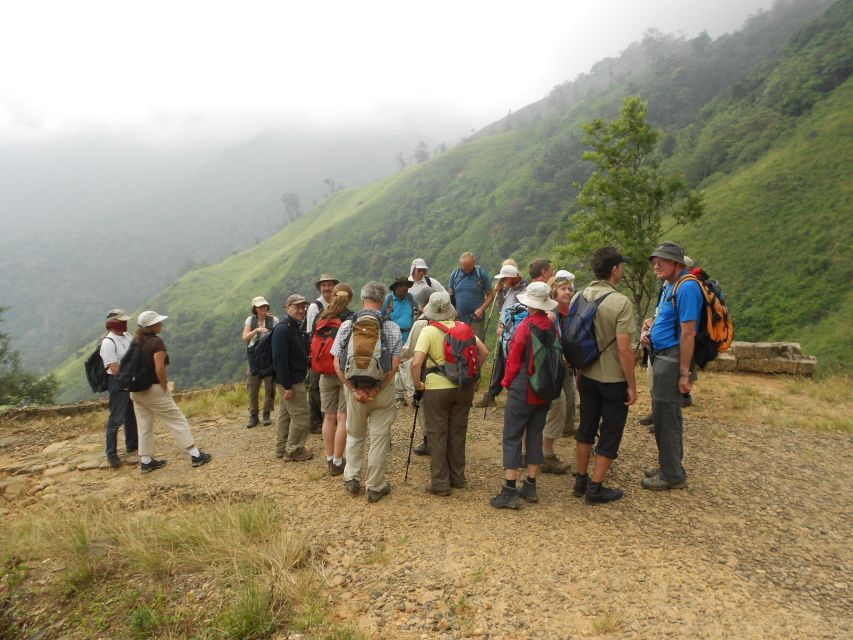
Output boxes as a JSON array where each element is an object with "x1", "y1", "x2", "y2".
[
  {"x1": 345, "y1": 479, "x2": 361, "y2": 495},
  {"x1": 191, "y1": 451, "x2": 213, "y2": 467},
  {"x1": 585, "y1": 481, "x2": 624, "y2": 504},
  {"x1": 572, "y1": 473, "x2": 589, "y2": 498},
  {"x1": 245, "y1": 413, "x2": 260, "y2": 429},
  {"x1": 141, "y1": 459, "x2": 167, "y2": 474},
  {"x1": 490, "y1": 486, "x2": 520, "y2": 510},
  {"x1": 262, "y1": 412, "x2": 272, "y2": 425},
  {"x1": 519, "y1": 480, "x2": 538, "y2": 503},
  {"x1": 108, "y1": 456, "x2": 123, "y2": 469},
  {"x1": 367, "y1": 483, "x2": 391, "y2": 503},
  {"x1": 413, "y1": 436, "x2": 429, "y2": 456},
  {"x1": 639, "y1": 414, "x2": 654, "y2": 426}
]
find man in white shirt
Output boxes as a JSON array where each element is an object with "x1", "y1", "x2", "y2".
[
  {"x1": 306, "y1": 273, "x2": 338, "y2": 432},
  {"x1": 99, "y1": 309, "x2": 138, "y2": 467},
  {"x1": 408, "y1": 258, "x2": 446, "y2": 299}
]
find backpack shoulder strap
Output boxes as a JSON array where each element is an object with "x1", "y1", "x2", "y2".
[
  {"x1": 475, "y1": 265, "x2": 486, "y2": 283},
  {"x1": 382, "y1": 294, "x2": 393, "y2": 317},
  {"x1": 250, "y1": 315, "x2": 259, "y2": 330},
  {"x1": 448, "y1": 268, "x2": 462, "y2": 289},
  {"x1": 406, "y1": 293, "x2": 418, "y2": 316},
  {"x1": 425, "y1": 275, "x2": 432, "y2": 287}
]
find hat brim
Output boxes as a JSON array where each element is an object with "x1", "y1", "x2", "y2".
[
  {"x1": 314, "y1": 279, "x2": 339, "y2": 290},
  {"x1": 517, "y1": 293, "x2": 558, "y2": 312},
  {"x1": 648, "y1": 251, "x2": 684, "y2": 264},
  {"x1": 111, "y1": 313, "x2": 131, "y2": 321},
  {"x1": 423, "y1": 308, "x2": 455, "y2": 322}
]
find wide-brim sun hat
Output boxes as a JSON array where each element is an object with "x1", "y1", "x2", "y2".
[
  {"x1": 518, "y1": 282, "x2": 558, "y2": 312},
  {"x1": 251, "y1": 296, "x2": 270, "y2": 308},
  {"x1": 423, "y1": 291, "x2": 456, "y2": 322},
  {"x1": 389, "y1": 275, "x2": 413, "y2": 290},
  {"x1": 138, "y1": 310, "x2": 168, "y2": 328},
  {"x1": 314, "y1": 273, "x2": 339, "y2": 290},
  {"x1": 649, "y1": 241, "x2": 686, "y2": 264},
  {"x1": 411, "y1": 258, "x2": 429, "y2": 271},
  {"x1": 494, "y1": 264, "x2": 520, "y2": 279}
]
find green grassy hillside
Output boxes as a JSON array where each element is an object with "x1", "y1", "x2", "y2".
[{"x1": 54, "y1": 0, "x2": 850, "y2": 400}]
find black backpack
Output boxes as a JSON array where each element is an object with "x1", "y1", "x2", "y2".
[
  {"x1": 561, "y1": 290, "x2": 615, "y2": 370},
  {"x1": 248, "y1": 322, "x2": 277, "y2": 378},
  {"x1": 84, "y1": 334, "x2": 113, "y2": 393},
  {"x1": 114, "y1": 336, "x2": 156, "y2": 392}
]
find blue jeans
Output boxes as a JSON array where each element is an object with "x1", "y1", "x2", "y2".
[{"x1": 106, "y1": 377, "x2": 139, "y2": 458}]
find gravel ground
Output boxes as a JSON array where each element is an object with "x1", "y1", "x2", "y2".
[{"x1": 1, "y1": 382, "x2": 851, "y2": 639}]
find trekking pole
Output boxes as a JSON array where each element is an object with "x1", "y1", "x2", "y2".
[
  {"x1": 404, "y1": 397, "x2": 421, "y2": 483},
  {"x1": 483, "y1": 339, "x2": 502, "y2": 420},
  {"x1": 480, "y1": 292, "x2": 499, "y2": 340}
]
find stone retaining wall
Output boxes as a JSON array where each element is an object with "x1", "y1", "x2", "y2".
[
  {"x1": 704, "y1": 341, "x2": 817, "y2": 375},
  {"x1": 0, "y1": 383, "x2": 241, "y2": 423}
]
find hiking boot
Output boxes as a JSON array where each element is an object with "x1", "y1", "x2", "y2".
[
  {"x1": 518, "y1": 480, "x2": 539, "y2": 503},
  {"x1": 284, "y1": 448, "x2": 313, "y2": 462},
  {"x1": 572, "y1": 473, "x2": 589, "y2": 498},
  {"x1": 541, "y1": 453, "x2": 570, "y2": 475},
  {"x1": 585, "y1": 481, "x2": 624, "y2": 504},
  {"x1": 108, "y1": 456, "x2": 123, "y2": 469},
  {"x1": 309, "y1": 424, "x2": 323, "y2": 434},
  {"x1": 682, "y1": 393, "x2": 693, "y2": 408},
  {"x1": 345, "y1": 479, "x2": 361, "y2": 495},
  {"x1": 191, "y1": 451, "x2": 213, "y2": 467},
  {"x1": 641, "y1": 475, "x2": 687, "y2": 491},
  {"x1": 395, "y1": 398, "x2": 408, "y2": 409},
  {"x1": 644, "y1": 467, "x2": 660, "y2": 478},
  {"x1": 424, "y1": 484, "x2": 451, "y2": 496},
  {"x1": 473, "y1": 392, "x2": 496, "y2": 408},
  {"x1": 141, "y1": 459, "x2": 167, "y2": 474},
  {"x1": 413, "y1": 437, "x2": 429, "y2": 456},
  {"x1": 367, "y1": 483, "x2": 391, "y2": 503},
  {"x1": 275, "y1": 451, "x2": 286, "y2": 459},
  {"x1": 329, "y1": 459, "x2": 346, "y2": 476},
  {"x1": 245, "y1": 413, "x2": 260, "y2": 429},
  {"x1": 126, "y1": 448, "x2": 138, "y2": 456},
  {"x1": 490, "y1": 485, "x2": 520, "y2": 510},
  {"x1": 639, "y1": 414, "x2": 654, "y2": 426},
  {"x1": 262, "y1": 412, "x2": 272, "y2": 426}
]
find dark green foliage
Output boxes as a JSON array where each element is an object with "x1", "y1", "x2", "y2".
[{"x1": 0, "y1": 308, "x2": 58, "y2": 406}]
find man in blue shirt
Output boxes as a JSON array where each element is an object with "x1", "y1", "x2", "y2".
[
  {"x1": 383, "y1": 276, "x2": 418, "y2": 408},
  {"x1": 640, "y1": 242, "x2": 703, "y2": 491},
  {"x1": 447, "y1": 251, "x2": 494, "y2": 340}
]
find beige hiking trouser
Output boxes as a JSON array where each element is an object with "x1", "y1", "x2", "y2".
[
  {"x1": 131, "y1": 385, "x2": 195, "y2": 458},
  {"x1": 275, "y1": 383, "x2": 310, "y2": 456},
  {"x1": 344, "y1": 384, "x2": 397, "y2": 492}
]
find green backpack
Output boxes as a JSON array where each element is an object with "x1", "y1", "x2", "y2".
[{"x1": 527, "y1": 323, "x2": 565, "y2": 401}]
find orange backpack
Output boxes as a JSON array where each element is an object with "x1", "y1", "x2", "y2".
[{"x1": 672, "y1": 272, "x2": 734, "y2": 368}]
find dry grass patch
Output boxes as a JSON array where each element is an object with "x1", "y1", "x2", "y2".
[
  {"x1": 0, "y1": 496, "x2": 361, "y2": 639},
  {"x1": 696, "y1": 371, "x2": 853, "y2": 433}
]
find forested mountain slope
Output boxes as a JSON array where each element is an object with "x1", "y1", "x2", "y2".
[{"x1": 54, "y1": 0, "x2": 850, "y2": 400}]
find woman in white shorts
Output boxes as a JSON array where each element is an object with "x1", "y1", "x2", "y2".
[{"x1": 312, "y1": 283, "x2": 354, "y2": 476}]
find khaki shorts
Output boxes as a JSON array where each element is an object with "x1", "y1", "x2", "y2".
[{"x1": 319, "y1": 374, "x2": 347, "y2": 415}]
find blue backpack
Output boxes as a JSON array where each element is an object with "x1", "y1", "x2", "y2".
[
  {"x1": 561, "y1": 289, "x2": 615, "y2": 369},
  {"x1": 501, "y1": 302, "x2": 529, "y2": 357}
]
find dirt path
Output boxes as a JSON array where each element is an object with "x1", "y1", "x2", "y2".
[{"x1": 1, "y1": 377, "x2": 851, "y2": 639}]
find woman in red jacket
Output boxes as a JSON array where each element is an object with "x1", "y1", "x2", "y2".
[{"x1": 490, "y1": 281, "x2": 559, "y2": 509}]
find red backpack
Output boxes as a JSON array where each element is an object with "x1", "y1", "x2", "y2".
[
  {"x1": 311, "y1": 317, "x2": 343, "y2": 375},
  {"x1": 425, "y1": 321, "x2": 481, "y2": 386}
]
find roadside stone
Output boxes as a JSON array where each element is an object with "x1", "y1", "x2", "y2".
[
  {"x1": 41, "y1": 441, "x2": 66, "y2": 455},
  {"x1": 0, "y1": 477, "x2": 29, "y2": 499},
  {"x1": 43, "y1": 465, "x2": 72, "y2": 478}
]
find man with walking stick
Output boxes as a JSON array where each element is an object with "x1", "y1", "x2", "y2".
[{"x1": 447, "y1": 251, "x2": 494, "y2": 341}]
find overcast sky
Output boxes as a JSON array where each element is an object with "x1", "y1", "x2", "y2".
[{"x1": 0, "y1": 0, "x2": 773, "y2": 145}]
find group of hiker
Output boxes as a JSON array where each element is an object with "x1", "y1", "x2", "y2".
[{"x1": 95, "y1": 242, "x2": 713, "y2": 507}]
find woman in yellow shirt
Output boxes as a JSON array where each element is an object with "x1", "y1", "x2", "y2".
[{"x1": 411, "y1": 292, "x2": 488, "y2": 496}]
